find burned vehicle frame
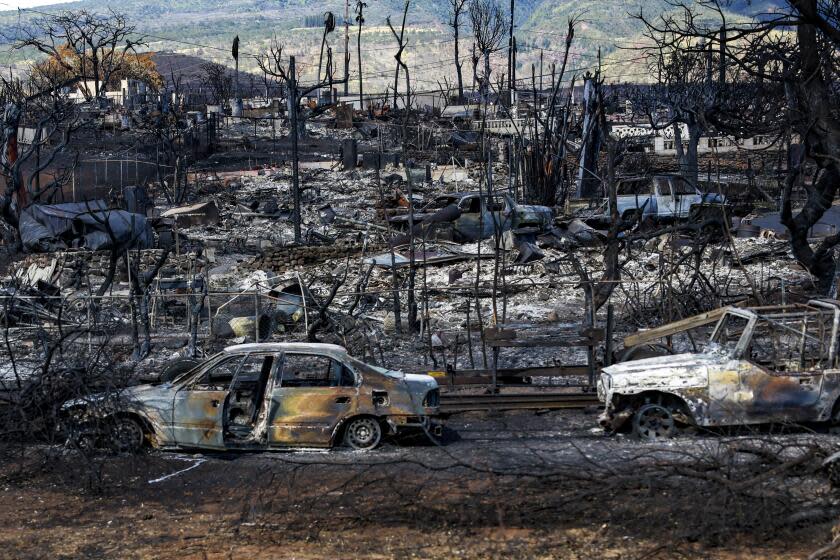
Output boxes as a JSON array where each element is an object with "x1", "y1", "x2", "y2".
[
  {"x1": 388, "y1": 191, "x2": 552, "y2": 242},
  {"x1": 598, "y1": 300, "x2": 840, "y2": 440},
  {"x1": 587, "y1": 174, "x2": 728, "y2": 228},
  {"x1": 62, "y1": 343, "x2": 441, "y2": 452}
]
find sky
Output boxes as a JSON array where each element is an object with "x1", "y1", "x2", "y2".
[{"x1": 1, "y1": 0, "x2": 75, "y2": 8}]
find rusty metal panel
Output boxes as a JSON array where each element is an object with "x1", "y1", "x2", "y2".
[
  {"x1": 268, "y1": 387, "x2": 359, "y2": 446},
  {"x1": 171, "y1": 390, "x2": 228, "y2": 448}
]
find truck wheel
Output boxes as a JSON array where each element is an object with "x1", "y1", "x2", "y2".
[
  {"x1": 343, "y1": 417, "x2": 382, "y2": 450},
  {"x1": 827, "y1": 402, "x2": 840, "y2": 434},
  {"x1": 632, "y1": 404, "x2": 677, "y2": 441}
]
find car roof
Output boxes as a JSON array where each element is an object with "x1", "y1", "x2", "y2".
[
  {"x1": 723, "y1": 300, "x2": 840, "y2": 321},
  {"x1": 223, "y1": 343, "x2": 349, "y2": 360},
  {"x1": 435, "y1": 192, "x2": 482, "y2": 199}
]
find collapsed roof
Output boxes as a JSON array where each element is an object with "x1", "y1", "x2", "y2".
[{"x1": 19, "y1": 201, "x2": 154, "y2": 253}]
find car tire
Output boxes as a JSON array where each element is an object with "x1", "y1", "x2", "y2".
[
  {"x1": 343, "y1": 417, "x2": 382, "y2": 450},
  {"x1": 108, "y1": 417, "x2": 146, "y2": 453},
  {"x1": 428, "y1": 425, "x2": 459, "y2": 445},
  {"x1": 632, "y1": 403, "x2": 677, "y2": 441}
]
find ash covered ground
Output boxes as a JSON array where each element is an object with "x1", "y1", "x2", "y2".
[
  {"x1": 1, "y1": 118, "x2": 836, "y2": 560},
  {"x1": 3, "y1": 410, "x2": 839, "y2": 560}
]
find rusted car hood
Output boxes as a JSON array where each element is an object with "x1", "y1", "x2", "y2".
[
  {"x1": 63, "y1": 383, "x2": 174, "y2": 411},
  {"x1": 510, "y1": 204, "x2": 552, "y2": 227},
  {"x1": 403, "y1": 373, "x2": 438, "y2": 395}
]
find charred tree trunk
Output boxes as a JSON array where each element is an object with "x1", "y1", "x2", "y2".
[
  {"x1": 454, "y1": 15, "x2": 464, "y2": 102},
  {"x1": 780, "y1": 2, "x2": 840, "y2": 293}
]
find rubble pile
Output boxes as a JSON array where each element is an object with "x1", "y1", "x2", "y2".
[{"x1": 11, "y1": 250, "x2": 206, "y2": 289}]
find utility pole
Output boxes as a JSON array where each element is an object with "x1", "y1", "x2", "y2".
[
  {"x1": 511, "y1": 36, "x2": 516, "y2": 94},
  {"x1": 344, "y1": 0, "x2": 350, "y2": 96},
  {"x1": 356, "y1": 2, "x2": 365, "y2": 109},
  {"x1": 289, "y1": 56, "x2": 301, "y2": 244},
  {"x1": 508, "y1": 0, "x2": 515, "y2": 93}
]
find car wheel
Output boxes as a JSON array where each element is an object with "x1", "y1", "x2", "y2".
[
  {"x1": 343, "y1": 417, "x2": 382, "y2": 450},
  {"x1": 632, "y1": 404, "x2": 677, "y2": 441},
  {"x1": 65, "y1": 428, "x2": 96, "y2": 452},
  {"x1": 108, "y1": 417, "x2": 146, "y2": 453},
  {"x1": 829, "y1": 415, "x2": 840, "y2": 435}
]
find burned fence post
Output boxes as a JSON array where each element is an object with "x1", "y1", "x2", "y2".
[
  {"x1": 406, "y1": 162, "x2": 418, "y2": 333},
  {"x1": 605, "y1": 303, "x2": 614, "y2": 367},
  {"x1": 584, "y1": 281, "x2": 596, "y2": 389},
  {"x1": 466, "y1": 295, "x2": 475, "y2": 368},
  {"x1": 342, "y1": 138, "x2": 357, "y2": 171},
  {"x1": 254, "y1": 285, "x2": 260, "y2": 342}
]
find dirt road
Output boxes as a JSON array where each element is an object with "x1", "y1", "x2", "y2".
[{"x1": 0, "y1": 410, "x2": 835, "y2": 559}]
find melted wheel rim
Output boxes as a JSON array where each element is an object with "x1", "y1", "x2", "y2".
[{"x1": 634, "y1": 404, "x2": 676, "y2": 441}]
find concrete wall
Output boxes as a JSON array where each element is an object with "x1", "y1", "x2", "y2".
[{"x1": 245, "y1": 241, "x2": 384, "y2": 274}]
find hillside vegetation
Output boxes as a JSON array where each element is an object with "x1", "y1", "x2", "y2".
[{"x1": 0, "y1": 0, "x2": 784, "y2": 90}]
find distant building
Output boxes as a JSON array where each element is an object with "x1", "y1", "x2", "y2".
[
  {"x1": 68, "y1": 79, "x2": 151, "y2": 107},
  {"x1": 611, "y1": 122, "x2": 779, "y2": 155}
]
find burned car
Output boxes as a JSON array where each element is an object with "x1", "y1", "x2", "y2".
[
  {"x1": 599, "y1": 300, "x2": 840, "y2": 440},
  {"x1": 587, "y1": 174, "x2": 727, "y2": 227},
  {"x1": 62, "y1": 343, "x2": 441, "y2": 452},
  {"x1": 389, "y1": 191, "x2": 552, "y2": 242}
]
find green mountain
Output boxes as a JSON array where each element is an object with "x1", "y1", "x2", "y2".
[{"x1": 0, "y1": 0, "x2": 786, "y2": 90}]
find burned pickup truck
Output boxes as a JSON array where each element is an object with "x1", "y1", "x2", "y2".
[
  {"x1": 599, "y1": 301, "x2": 840, "y2": 440},
  {"x1": 389, "y1": 192, "x2": 552, "y2": 242},
  {"x1": 62, "y1": 343, "x2": 441, "y2": 452},
  {"x1": 590, "y1": 174, "x2": 727, "y2": 226}
]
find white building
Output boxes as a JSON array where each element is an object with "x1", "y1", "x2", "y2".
[
  {"x1": 68, "y1": 79, "x2": 150, "y2": 107},
  {"x1": 611, "y1": 123, "x2": 778, "y2": 155}
]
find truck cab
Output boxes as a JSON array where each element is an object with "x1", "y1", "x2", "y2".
[{"x1": 612, "y1": 174, "x2": 725, "y2": 223}]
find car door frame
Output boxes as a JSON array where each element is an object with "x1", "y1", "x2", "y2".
[
  {"x1": 726, "y1": 305, "x2": 836, "y2": 423},
  {"x1": 245, "y1": 351, "x2": 284, "y2": 445},
  {"x1": 268, "y1": 353, "x2": 361, "y2": 448},
  {"x1": 171, "y1": 352, "x2": 247, "y2": 449}
]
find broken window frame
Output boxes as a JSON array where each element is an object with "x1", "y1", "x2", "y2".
[
  {"x1": 279, "y1": 353, "x2": 357, "y2": 388},
  {"x1": 710, "y1": 309, "x2": 756, "y2": 357},
  {"x1": 424, "y1": 196, "x2": 460, "y2": 211},
  {"x1": 616, "y1": 177, "x2": 650, "y2": 196},
  {"x1": 190, "y1": 354, "x2": 249, "y2": 391},
  {"x1": 669, "y1": 176, "x2": 697, "y2": 195},
  {"x1": 710, "y1": 302, "x2": 840, "y2": 372},
  {"x1": 172, "y1": 351, "x2": 227, "y2": 387}
]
